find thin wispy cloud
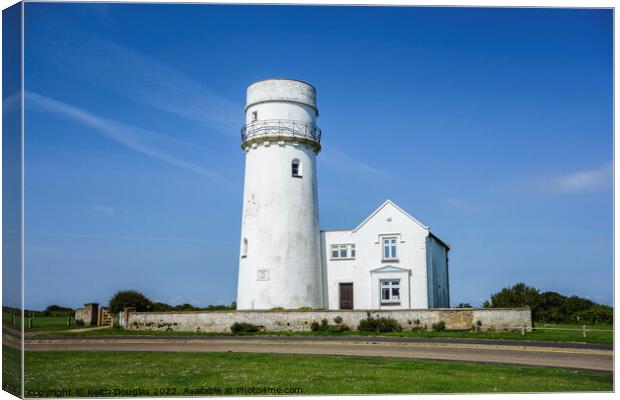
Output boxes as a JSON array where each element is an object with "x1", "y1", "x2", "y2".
[
  {"x1": 27, "y1": 92, "x2": 233, "y2": 185},
  {"x1": 84, "y1": 4, "x2": 114, "y2": 24},
  {"x1": 444, "y1": 198, "x2": 478, "y2": 214},
  {"x1": 26, "y1": 231, "x2": 234, "y2": 244},
  {"x1": 3, "y1": 92, "x2": 21, "y2": 116},
  {"x1": 542, "y1": 163, "x2": 612, "y2": 193},
  {"x1": 90, "y1": 205, "x2": 114, "y2": 216},
  {"x1": 321, "y1": 145, "x2": 392, "y2": 179},
  {"x1": 34, "y1": 32, "x2": 240, "y2": 133}
]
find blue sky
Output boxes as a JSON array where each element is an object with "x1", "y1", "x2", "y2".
[{"x1": 20, "y1": 4, "x2": 612, "y2": 309}]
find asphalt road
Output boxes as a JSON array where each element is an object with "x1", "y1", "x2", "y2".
[{"x1": 9, "y1": 333, "x2": 613, "y2": 372}]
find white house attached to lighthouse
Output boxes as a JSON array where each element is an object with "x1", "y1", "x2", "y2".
[{"x1": 237, "y1": 79, "x2": 450, "y2": 311}]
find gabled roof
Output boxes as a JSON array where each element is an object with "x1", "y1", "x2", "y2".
[
  {"x1": 353, "y1": 199, "x2": 429, "y2": 233},
  {"x1": 370, "y1": 265, "x2": 410, "y2": 273}
]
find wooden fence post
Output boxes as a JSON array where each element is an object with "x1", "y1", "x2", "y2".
[
  {"x1": 582, "y1": 325, "x2": 587, "y2": 338},
  {"x1": 521, "y1": 325, "x2": 525, "y2": 336},
  {"x1": 28, "y1": 318, "x2": 32, "y2": 329}
]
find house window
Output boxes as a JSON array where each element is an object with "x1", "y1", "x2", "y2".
[
  {"x1": 382, "y1": 236, "x2": 398, "y2": 260},
  {"x1": 241, "y1": 238, "x2": 248, "y2": 258},
  {"x1": 292, "y1": 159, "x2": 302, "y2": 177},
  {"x1": 331, "y1": 246, "x2": 339, "y2": 259},
  {"x1": 257, "y1": 269, "x2": 269, "y2": 281},
  {"x1": 330, "y1": 244, "x2": 356, "y2": 260},
  {"x1": 252, "y1": 111, "x2": 258, "y2": 122},
  {"x1": 380, "y1": 279, "x2": 401, "y2": 304}
]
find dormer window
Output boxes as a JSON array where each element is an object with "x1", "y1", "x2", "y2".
[{"x1": 292, "y1": 159, "x2": 302, "y2": 178}]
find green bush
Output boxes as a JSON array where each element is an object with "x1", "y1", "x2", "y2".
[
  {"x1": 108, "y1": 290, "x2": 152, "y2": 314},
  {"x1": 270, "y1": 307, "x2": 285, "y2": 311},
  {"x1": 431, "y1": 321, "x2": 446, "y2": 331},
  {"x1": 333, "y1": 316, "x2": 343, "y2": 324},
  {"x1": 150, "y1": 302, "x2": 174, "y2": 312},
  {"x1": 231, "y1": 322, "x2": 260, "y2": 333},
  {"x1": 297, "y1": 306, "x2": 313, "y2": 311},
  {"x1": 310, "y1": 319, "x2": 349, "y2": 333},
  {"x1": 358, "y1": 314, "x2": 402, "y2": 333},
  {"x1": 576, "y1": 305, "x2": 613, "y2": 324}
]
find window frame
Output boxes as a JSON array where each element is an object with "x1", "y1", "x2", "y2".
[
  {"x1": 380, "y1": 279, "x2": 401, "y2": 305},
  {"x1": 257, "y1": 269, "x2": 269, "y2": 281},
  {"x1": 329, "y1": 243, "x2": 356, "y2": 260},
  {"x1": 291, "y1": 159, "x2": 302, "y2": 178},
  {"x1": 251, "y1": 111, "x2": 258, "y2": 122},
  {"x1": 241, "y1": 238, "x2": 248, "y2": 258},
  {"x1": 381, "y1": 235, "x2": 399, "y2": 261}
]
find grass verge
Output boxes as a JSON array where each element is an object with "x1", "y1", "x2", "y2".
[
  {"x1": 15, "y1": 346, "x2": 611, "y2": 395},
  {"x1": 38, "y1": 323, "x2": 613, "y2": 344}
]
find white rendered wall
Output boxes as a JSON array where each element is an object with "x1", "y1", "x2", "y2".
[{"x1": 237, "y1": 79, "x2": 323, "y2": 310}]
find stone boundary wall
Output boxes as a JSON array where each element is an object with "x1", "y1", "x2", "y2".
[
  {"x1": 75, "y1": 303, "x2": 99, "y2": 326},
  {"x1": 125, "y1": 308, "x2": 531, "y2": 333}
]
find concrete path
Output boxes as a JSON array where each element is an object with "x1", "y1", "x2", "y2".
[{"x1": 15, "y1": 335, "x2": 613, "y2": 372}]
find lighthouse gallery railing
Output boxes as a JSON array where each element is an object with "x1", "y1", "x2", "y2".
[{"x1": 241, "y1": 119, "x2": 322, "y2": 144}]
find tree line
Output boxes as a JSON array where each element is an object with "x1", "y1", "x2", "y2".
[
  {"x1": 479, "y1": 282, "x2": 612, "y2": 324},
  {"x1": 108, "y1": 290, "x2": 236, "y2": 313}
]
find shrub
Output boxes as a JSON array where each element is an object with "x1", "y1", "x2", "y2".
[
  {"x1": 108, "y1": 290, "x2": 152, "y2": 314},
  {"x1": 150, "y1": 302, "x2": 174, "y2": 312},
  {"x1": 310, "y1": 319, "x2": 349, "y2": 333},
  {"x1": 270, "y1": 307, "x2": 285, "y2": 311},
  {"x1": 333, "y1": 316, "x2": 343, "y2": 324},
  {"x1": 75, "y1": 319, "x2": 84, "y2": 326},
  {"x1": 231, "y1": 322, "x2": 260, "y2": 333},
  {"x1": 297, "y1": 306, "x2": 313, "y2": 311},
  {"x1": 358, "y1": 315, "x2": 402, "y2": 333},
  {"x1": 174, "y1": 303, "x2": 199, "y2": 311},
  {"x1": 431, "y1": 321, "x2": 446, "y2": 331},
  {"x1": 576, "y1": 305, "x2": 613, "y2": 324}
]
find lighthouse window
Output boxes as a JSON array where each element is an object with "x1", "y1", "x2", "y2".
[
  {"x1": 251, "y1": 111, "x2": 258, "y2": 122},
  {"x1": 241, "y1": 238, "x2": 248, "y2": 258},
  {"x1": 257, "y1": 269, "x2": 269, "y2": 281},
  {"x1": 292, "y1": 159, "x2": 302, "y2": 177}
]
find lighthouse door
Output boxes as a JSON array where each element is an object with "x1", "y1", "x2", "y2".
[{"x1": 339, "y1": 283, "x2": 353, "y2": 310}]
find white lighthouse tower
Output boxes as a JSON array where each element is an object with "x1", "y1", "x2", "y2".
[{"x1": 236, "y1": 79, "x2": 323, "y2": 310}]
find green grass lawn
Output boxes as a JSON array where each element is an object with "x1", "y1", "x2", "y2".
[
  {"x1": 2, "y1": 345, "x2": 22, "y2": 396},
  {"x1": 9, "y1": 346, "x2": 611, "y2": 395},
  {"x1": 3, "y1": 312, "x2": 78, "y2": 332},
  {"x1": 40, "y1": 323, "x2": 613, "y2": 344}
]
